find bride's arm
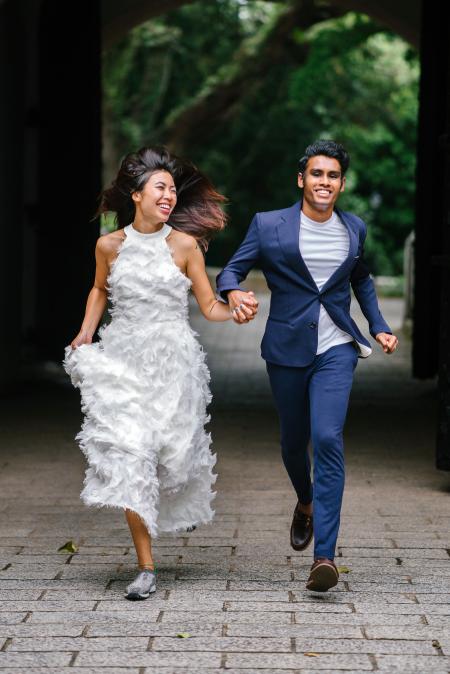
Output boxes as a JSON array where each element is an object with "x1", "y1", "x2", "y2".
[
  {"x1": 69, "y1": 237, "x2": 111, "y2": 348},
  {"x1": 186, "y1": 239, "x2": 257, "y2": 323}
]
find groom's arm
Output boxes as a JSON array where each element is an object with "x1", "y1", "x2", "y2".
[
  {"x1": 350, "y1": 222, "x2": 395, "y2": 348},
  {"x1": 216, "y1": 214, "x2": 260, "y2": 300}
]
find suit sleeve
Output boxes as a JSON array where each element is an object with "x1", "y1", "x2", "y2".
[
  {"x1": 216, "y1": 214, "x2": 260, "y2": 301},
  {"x1": 351, "y1": 222, "x2": 392, "y2": 338}
]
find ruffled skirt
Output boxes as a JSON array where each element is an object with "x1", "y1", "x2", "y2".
[{"x1": 64, "y1": 317, "x2": 216, "y2": 536}]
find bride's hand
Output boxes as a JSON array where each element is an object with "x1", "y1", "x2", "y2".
[
  {"x1": 70, "y1": 330, "x2": 92, "y2": 349},
  {"x1": 228, "y1": 290, "x2": 259, "y2": 324}
]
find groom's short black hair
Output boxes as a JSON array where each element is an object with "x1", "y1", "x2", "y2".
[{"x1": 298, "y1": 140, "x2": 350, "y2": 176}]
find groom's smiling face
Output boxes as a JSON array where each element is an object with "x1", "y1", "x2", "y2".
[{"x1": 298, "y1": 155, "x2": 346, "y2": 213}]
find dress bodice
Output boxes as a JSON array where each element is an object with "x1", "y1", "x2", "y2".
[{"x1": 107, "y1": 223, "x2": 191, "y2": 325}]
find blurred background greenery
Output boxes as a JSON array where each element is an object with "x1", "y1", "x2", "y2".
[{"x1": 102, "y1": 0, "x2": 418, "y2": 277}]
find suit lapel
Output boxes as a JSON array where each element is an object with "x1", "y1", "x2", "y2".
[
  {"x1": 320, "y1": 207, "x2": 359, "y2": 292},
  {"x1": 276, "y1": 201, "x2": 359, "y2": 292},
  {"x1": 276, "y1": 201, "x2": 318, "y2": 291}
]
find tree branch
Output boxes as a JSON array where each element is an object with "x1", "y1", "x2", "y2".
[{"x1": 160, "y1": 0, "x2": 342, "y2": 152}]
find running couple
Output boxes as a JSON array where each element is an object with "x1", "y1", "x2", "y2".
[{"x1": 65, "y1": 140, "x2": 397, "y2": 599}]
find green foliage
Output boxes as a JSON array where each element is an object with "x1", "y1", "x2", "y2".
[
  {"x1": 103, "y1": 1, "x2": 419, "y2": 275},
  {"x1": 103, "y1": 1, "x2": 250, "y2": 160}
]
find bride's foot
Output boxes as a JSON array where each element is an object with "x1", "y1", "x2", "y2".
[{"x1": 125, "y1": 569, "x2": 156, "y2": 600}]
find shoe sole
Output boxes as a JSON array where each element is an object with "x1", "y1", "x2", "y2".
[
  {"x1": 306, "y1": 563, "x2": 339, "y2": 592},
  {"x1": 124, "y1": 587, "x2": 156, "y2": 601}
]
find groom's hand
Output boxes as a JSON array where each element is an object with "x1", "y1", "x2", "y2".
[
  {"x1": 228, "y1": 290, "x2": 259, "y2": 324},
  {"x1": 376, "y1": 332, "x2": 398, "y2": 354}
]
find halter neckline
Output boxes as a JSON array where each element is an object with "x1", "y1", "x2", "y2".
[{"x1": 125, "y1": 223, "x2": 171, "y2": 239}]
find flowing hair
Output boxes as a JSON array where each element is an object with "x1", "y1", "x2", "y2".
[{"x1": 96, "y1": 146, "x2": 227, "y2": 251}]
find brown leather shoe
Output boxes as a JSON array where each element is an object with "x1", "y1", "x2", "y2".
[
  {"x1": 290, "y1": 502, "x2": 313, "y2": 551},
  {"x1": 306, "y1": 558, "x2": 339, "y2": 592}
]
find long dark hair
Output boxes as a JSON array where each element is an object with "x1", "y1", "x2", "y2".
[{"x1": 97, "y1": 146, "x2": 227, "y2": 251}]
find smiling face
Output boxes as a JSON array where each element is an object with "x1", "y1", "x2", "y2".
[
  {"x1": 298, "y1": 155, "x2": 345, "y2": 217},
  {"x1": 132, "y1": 170, "x2": 177, "y2": 224}
]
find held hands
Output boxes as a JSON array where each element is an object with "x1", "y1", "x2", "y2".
[
  {"x1": 376, "y1": 332, "x2": 398, "y2": 354},
  {"x1": 228, "y1": 290, "x2": 259, "y2": 324},
  {"x1": 70, "y1": 330, "x2": 93, "y2": 350}
]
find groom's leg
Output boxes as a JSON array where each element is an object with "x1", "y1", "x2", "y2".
[
  {"x1": 266, "y1": 362, "x2": 312, "y2": 505},
  {"x1": 309, "y1": 343, "x2": 358, "y2": 560}
]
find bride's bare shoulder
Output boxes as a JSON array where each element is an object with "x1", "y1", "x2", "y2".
[
  {"x1": 168, "y1": 228, "x2": 199, "y2": 252},
  {"x1": 96, "y1": 229, "x2": 126, "y2": 256}
]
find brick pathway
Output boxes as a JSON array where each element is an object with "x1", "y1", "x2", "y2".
[{"x1": 1, "y1": 296, "x2": 449, "y2": 673}]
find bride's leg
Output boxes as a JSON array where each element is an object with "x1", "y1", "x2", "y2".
[{"x1": 125, "y1": 509, "x2": 154, "y2": 570}]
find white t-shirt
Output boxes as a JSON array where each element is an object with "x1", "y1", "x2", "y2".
[{"x1": 299, "y1": 210, "x2": 354, "y2": 355}]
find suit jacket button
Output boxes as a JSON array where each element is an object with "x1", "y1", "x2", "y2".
[{"x1": 309, "y1": 322, "x2": 317, "y2": 328}]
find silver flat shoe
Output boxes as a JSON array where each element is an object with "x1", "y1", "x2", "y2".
[{"x1": 124, "y1": 569, "x2": 156, "y2": 600}]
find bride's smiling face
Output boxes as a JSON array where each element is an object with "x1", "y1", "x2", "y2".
[{"x1": 132, "y1": 170, "x2": 177, "y2": 223}]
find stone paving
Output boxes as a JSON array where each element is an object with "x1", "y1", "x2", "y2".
[{"x1": 0, "y1": 294, "x2": 450, "y2": 673}]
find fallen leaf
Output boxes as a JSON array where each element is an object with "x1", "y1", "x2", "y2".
[
  {"x1": 177, "y1": 632, "x2": 191, "y2": 639},
  {"x1": 57, "y1": 540, "x2": 78, "y2": 553},
  {"x1": 304, "y1": 652, "x2": 319, "y2": 657},
  {"x1": 337, "y1": 565, "x2": 350, "y2": 573}
]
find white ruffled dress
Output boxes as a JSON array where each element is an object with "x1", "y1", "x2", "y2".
[{"x1": 64, "y1": 223, "x2": 216, "y2": 536}]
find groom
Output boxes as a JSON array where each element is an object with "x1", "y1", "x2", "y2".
[{"x1": 217, "y1": 140, "x2": 398, "y2": 592}]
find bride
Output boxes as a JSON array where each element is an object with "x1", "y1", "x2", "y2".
[{"x1": 64, "y1": 147, "x2": 258, "y2": 599}]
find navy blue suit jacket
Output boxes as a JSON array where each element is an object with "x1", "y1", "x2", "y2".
[{"x1": 216, "y1": 200, "x2": 392, "y2": 367}]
